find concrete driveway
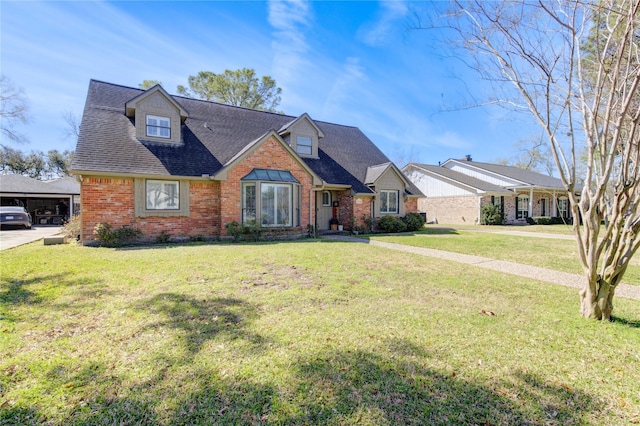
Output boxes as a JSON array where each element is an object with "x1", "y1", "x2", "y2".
[{"x1": 0, "y1": 226, "x2": 63, "y2": 250}]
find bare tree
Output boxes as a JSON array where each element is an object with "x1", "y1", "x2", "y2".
[
  {"x1": 496, "y1": 135, "x2": 556, "y2": 176},
  {"x1": 62, "y1": 110, "x2": 81, "y2": 141},
  {"x1": 0, "y1": 75, "x2": 30, "y2": 144},
  {"x1": 413, "y1": 0, "x2": 639, "y2": 320}
]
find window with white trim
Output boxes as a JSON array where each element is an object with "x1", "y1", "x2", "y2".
[
  {"x1": 146, "y1": 115, "x2": 171, "y2": 139},
  {"x1": 558, "y1": 197, "x2": 569, "y2": 218},
  {"x1": 146, "y1": 180, "x2": 179, "y2": 210},
  {"x1": 296, "y1": 136, "x2": 312, "y2": 155},
  {"x1": 380, "y1": 190, "x2": 399, "y2": 214},
  {"x1": 322, "y1": 191, "x2": 332, "y2": 207},
  {"x1": 516, "y1": 194, "x2": 529, "y2": 219},
  {"x1": 241, "y1": 169, "x2": 300, "y2": 228}
]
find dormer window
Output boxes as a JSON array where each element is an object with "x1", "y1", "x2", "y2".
[
  {"x1": 146, "y1": 115, "x2": 171, "y2": 139},
  {"x1": 296, "y1": 136, "x2": 312, "y2": 155}
]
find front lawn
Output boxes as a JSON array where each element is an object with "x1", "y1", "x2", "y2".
[
  {"x1": 371, "y1": 228, "x2": 640, "y2": 286},
  {"x1": 1, "y1": 240, "x2": 639, "y2": 425}
]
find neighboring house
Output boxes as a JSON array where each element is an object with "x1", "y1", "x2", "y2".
[
  {"x1": 403, "y1": 158, "x2": 577, "y2": 225},
  {"x1": 70, "y1": 80, "x2": 422, "y2": 244},
  {"x1": 0, "y1": 174, "x2": 80, "y2": 225}
]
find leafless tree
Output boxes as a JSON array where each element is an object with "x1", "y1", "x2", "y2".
[
  {"x1": 413, "y1": 0, "x2": 639, "y2": 320},
  {"x1": 62, "y1": 110, "x2": 81, "y2": 141},
  {"x1": 0, "y1": 75, "x2": 30, "y2": 144}
]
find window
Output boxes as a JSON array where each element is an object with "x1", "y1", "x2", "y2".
[
  {"x1": 540, "y1": 197, "x2": 549, "y2": 216},
  {"x1": 146, "y1": 115, "x2": 171, "y2": 139},
  {"x1": 516, "y1": 194, "x2": 529, "y2": 219},
  {"x1": 322, "y1": 191, "x2": 332, "y2": 207},
  {"x1": 558, "y1": 197, "x2": 569, "y2": 218},
  {"x1": 261, "y1": 184, "x2": 292, "y2": 226},
  {"x1": 146, "y1": 180, "x2": 179, "y2": 210},
  {"x1": 243, "y1": 183, "x2": 256, "y2": 222},
  {"x1": 241, "y1": 169, "x2": 299, "y2": 228},
  {"x1": 491, "y1": 196, "x2": 503, "y2": 210},
  {"x1": 380, "y1": 190, "x2": 399, "y2": 214},
  {"x1": 296, "y1": 136, "x2": 312, "y2": 155}
]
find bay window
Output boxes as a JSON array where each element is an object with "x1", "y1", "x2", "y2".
[{"x1": 241, "y1": 169, "x2": 300, "y2": 228}]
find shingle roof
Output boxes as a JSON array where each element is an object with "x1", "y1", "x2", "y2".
[
  {"x1": 0, "y1": 174, "x2": 80, "y2": 195},
  {"x1": 447, "y1": 159, "x2": 566, "y2": 189},
  {"x1": 72, "y1": 80, "x2": 422, "y2": 196},
  {"x1": 407, "y1": 164, "x2": 512, "y2": 194}
]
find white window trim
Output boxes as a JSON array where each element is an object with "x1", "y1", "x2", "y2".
[
  {"x1": 380, "y1": 190, "x2": 399, "y2": 214},
  {"x1": 242, "y1": 181, "x2": 300, "y2": 228},
  {"x1": 558, "y1": 196, "x2": 569, "y2": 218},
  {"x1": 146, "y1": 114, "x2": 171, "y2": 139},
  {"x1": 146, "y1": 179, "x2": 180, "y2": 210},
  {"x1": 134, "y1": 179, "x2": 189, "y2": 217},
  {"x1": 517, "y1": 195, "x2": 529, "y2": 219}
]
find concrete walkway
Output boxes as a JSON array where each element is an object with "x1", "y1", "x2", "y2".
[
  {"x1": 324, "y1": 235, "x2": 640, "y2": 301},
  {"x1": 0, "y1": 226, "x2": 63, "y2": 250}
]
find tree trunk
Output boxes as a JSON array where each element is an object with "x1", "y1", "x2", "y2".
[{"x1": 579, "y1": 277, "x2": 615, "y2": 321}]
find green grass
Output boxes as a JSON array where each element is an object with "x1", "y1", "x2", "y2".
[
  {"x1": 369, "y1": 227, "x2": 640, "y2": 286},
  {"x1": 1, "y1": 239, "x2": 639, "y2": 425}
]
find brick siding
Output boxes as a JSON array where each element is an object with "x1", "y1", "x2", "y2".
[{"x1": 80, "y1": 177, "x2": 220, "y2": 243}]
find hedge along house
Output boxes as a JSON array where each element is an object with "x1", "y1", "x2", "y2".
[
  {"x1": 70, "y1": 80, "x2": 422, "y2": 244},
  {"x1": 403, "y1": 158, "x2": 578, "y2": 225}
]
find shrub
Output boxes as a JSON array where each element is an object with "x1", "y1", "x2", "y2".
[
  {"x1": 61, "y1": 215, "x2": 81, "y2": 240},
  {"x1": 480, "y1": 204, "x2": 504, "y2": 225},
  {"x1": 225, "y1": 221, "x2": 243, "y2": 242},
  {"x1": 362, "y1": 215, "x2": 375, "y2": 233},
  {"x1": 402, "y1": 212, "x2": 426, "y2": 231},
  {"x1": 376, "y1": 215, "x2": 407, "y2": 233},
  {"x1": 156, "y1": 230, "x2": 171, "y2": 243},
  {"x1": 93, "y1": 222, "x2": 142, "y2": 246},
  {"x1": 243, "y1": 220, "x2": 262, "y2": 242}
]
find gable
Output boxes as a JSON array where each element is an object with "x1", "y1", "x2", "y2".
[
  {"x1": 405, "y1": 168, "x2": 478, "y2": 197},
  {"x1": 279, "y1": 113, "x2": 323, "y2": 159},
  {"x1": 446, "y1": 162, "x2": 522, "y2": 187},
  {"x1": 213, "y1": 131, "x2": 322, "y2": 186}
]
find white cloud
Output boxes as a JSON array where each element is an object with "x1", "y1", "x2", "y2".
[
  {"x1": 357, "y1": 1, "x2": 408, "y2": 46},
  {"x1": 268, "y1": 0, "x2": 312, "y2": 87}
]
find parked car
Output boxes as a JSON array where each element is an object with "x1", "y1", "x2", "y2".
[{"x1": 0, "y1": 206, "x2": 32, "y2": 230}]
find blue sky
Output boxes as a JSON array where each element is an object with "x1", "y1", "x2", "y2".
[{"x1": 1, "y1": 0, "x2": 539, "y2": 166}]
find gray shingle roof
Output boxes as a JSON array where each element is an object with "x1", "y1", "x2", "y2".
[
  {"x1": 408, "y1": 164, "x2": 512, "y2": 194},
  {"x1": 0, "y1": 174, "x2": 80, "y2": 195},
  {"x1": 447, "y1": 159, "x2": 566, "y2": 189},
  {"x1": 72, "y1": 80, "x2": 422, "y2": 196}
]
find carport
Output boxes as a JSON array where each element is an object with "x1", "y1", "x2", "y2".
[{"x1": 0, "y1": 175, "x2": 80, "y2": 225}]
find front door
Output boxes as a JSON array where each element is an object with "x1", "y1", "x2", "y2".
[{"x1": 316, "y1": 190, "x2": 334, "y2": 230}]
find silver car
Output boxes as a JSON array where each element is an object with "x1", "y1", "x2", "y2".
[{"x1": 0, "y1": 206, "x2": 32, "y2": 230}]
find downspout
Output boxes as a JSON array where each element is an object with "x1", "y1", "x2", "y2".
[
  {"x1": 310, "y1": 185, "x2": 324, "y2": 237},
  {"x1": 477, "y1": 195, "x2": 482, "y2": 225}
]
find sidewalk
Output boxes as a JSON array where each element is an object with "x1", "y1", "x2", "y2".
[{"x1": 323, "y1": 235, "x2": 640, "y2": 301}]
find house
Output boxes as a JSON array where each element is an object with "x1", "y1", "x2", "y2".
[
  {"x1": 70, "y1": 80, "x2": 422, "y2": 244},
  {"x1": 0, "y1": 174, "x2": 80, "y2": 225},
  {"x1": 403, "y1": 158, "x2": 577, "y2": 225}
]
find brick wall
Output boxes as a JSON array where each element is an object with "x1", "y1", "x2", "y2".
[
  {"x1": 421, "y1": 196, "x2": 479, "y2": 224},
  {"x1": 80, "y1": 177, "x2": 220, "y2": 243},
  {"x1": 220, "y1": 136, "x2": 314, "y2": 232},
  {"x1": 405, "y1": 198, "x2": 418, "y2": 214}
]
